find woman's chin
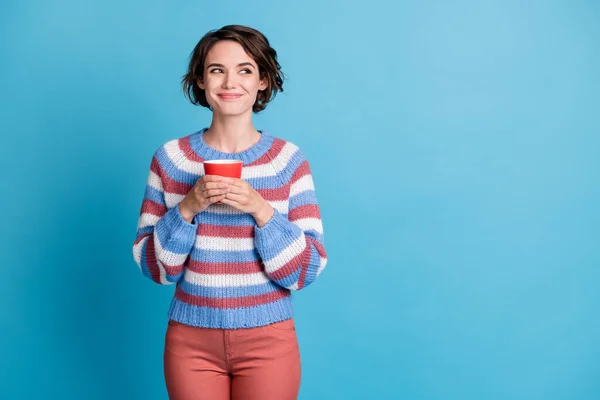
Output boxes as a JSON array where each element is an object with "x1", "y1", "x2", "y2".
[{"x1": 212, "y1": 104, "x2": 253, "y2": 117}]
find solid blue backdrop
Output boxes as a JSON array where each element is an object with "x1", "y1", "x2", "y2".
[{"x1": 1, "y1": 0, "x2": 598, "y2": 399}]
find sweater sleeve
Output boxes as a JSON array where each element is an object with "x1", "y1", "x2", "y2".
[
  {"x1": 254, "y1": 148, "x2": 328, "y2": 290},
  {"x1": 132, "y1": 149, "x2": 197, "y2": 285}
]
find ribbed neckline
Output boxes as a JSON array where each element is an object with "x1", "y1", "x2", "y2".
[{"x1": 189, "y1": 127, "x2": 274, "y2": 164}]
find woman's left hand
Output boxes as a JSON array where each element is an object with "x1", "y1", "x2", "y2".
[{"x1": 219, "y1": 177, "x2": 274, "y2": 224}]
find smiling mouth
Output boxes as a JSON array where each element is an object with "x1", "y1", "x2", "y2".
[{"x1": 218, "y1": 94, "x2": 243, "y2": 100}]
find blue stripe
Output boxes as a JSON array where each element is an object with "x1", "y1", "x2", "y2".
[
  {"x1": 271, "y1": 265, "x2": 302, "y2": 289},
  {"x1": 245, "y1": 176, "x2": 286, "y2": 190},
  {"x1": 277, "y1": 149, "x2": 305, "y2": 183},
  {"x1": 155, "y1": 231, "x2": 194, "y2": 255},
  {"x1": 196, "y1": 212, "x2": 256, "y2": 226},
  {"x1": 168, "y1": 296, "x2": 295, "y2": 329},
  {"x1": 179, "y1": 279, "x2": 279, "y2": 298},
  {"x1": 155, "y1": 146, "x2": 198, "y2": 184},
  {"x1": 303, "y1": 244, "x2": 322, "y2": 287},
  {"x1": 158, "y1": 237, "x2": 195, "y2": 255},
  {"x1": 261, "y1": 232, "x2": 304, "y2": 264},
  {"x1": 289, "y1": 190, "x2": 317, "y2": 208},
  {"x1": 190, "y1": 248, "x2": 260, "y2": 263},
  {"x1": 144, "y1": 185, "x2": 165, "y2": 206},
  {"x1": 152, "y1": 207, "x2": 197, "y2": 255},
  {"x1": 303, "y1": 229, "x2": 324, "y2": 243},
  {"x1": 139, "y1": 238, "x2": 152, "y2": 280},
  {"x1": 135, "y1": 226, "x2": 154, "y2": 240},
  {"x1": 138, "y1": 236, "x2": 182, "y2": 283}
]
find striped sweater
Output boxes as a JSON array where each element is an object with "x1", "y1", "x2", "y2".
[{"x1": 132, "y1": 128, "x2": 328, "y2": 329}]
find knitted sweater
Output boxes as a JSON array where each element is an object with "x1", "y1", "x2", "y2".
[{"x1": 132, "y1": 128, "x2": 328, "y2": 329}]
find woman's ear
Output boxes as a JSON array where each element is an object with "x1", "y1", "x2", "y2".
[
  {"x1": 258, "y1": 77, "x2": 268, "y2": 91},
  {"x1": 197, "y1": 78, "x2": 205, "y2": 90}
]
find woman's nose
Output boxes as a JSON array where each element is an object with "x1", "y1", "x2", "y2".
[{"x1": 222, "y1": 74, "x2": 236, "y2": 88}]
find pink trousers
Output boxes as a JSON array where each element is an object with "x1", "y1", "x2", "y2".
[{"x1": 163, "y1": 318, "x2": 301, "y2": 400}]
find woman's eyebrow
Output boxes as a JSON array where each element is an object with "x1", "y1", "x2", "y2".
[{"x1": 206, "y1": 62, "x2": 256, "y2": 69}]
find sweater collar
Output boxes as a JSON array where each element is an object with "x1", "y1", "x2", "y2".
[{"x1": 189, "y1": 127, "x2": 274, "y2": 164}]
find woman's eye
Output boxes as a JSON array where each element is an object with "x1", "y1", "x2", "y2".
[{"x1": 208, "y1": 68, "x2": 252, "y2": 74}]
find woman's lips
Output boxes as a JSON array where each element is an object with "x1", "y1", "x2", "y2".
[{"x1": 218, "y1": 94, "x2": 243, "y2": 100}]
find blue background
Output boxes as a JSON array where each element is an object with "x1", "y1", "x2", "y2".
[{"x1": 1, "y1": 0, "x2": 599, "y2": 399}]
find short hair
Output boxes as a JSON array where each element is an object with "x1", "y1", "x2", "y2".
[{"x1": 181, "y1": 25, "x2": 284, "y2": 113}]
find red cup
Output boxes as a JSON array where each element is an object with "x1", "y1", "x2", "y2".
[{"x1": 203, "y1": 160, "x2": 243, "y2": 204}]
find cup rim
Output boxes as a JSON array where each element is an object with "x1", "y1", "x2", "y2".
[{"x1": 203, "y1": 159, "x2": 243, "y2": 164}]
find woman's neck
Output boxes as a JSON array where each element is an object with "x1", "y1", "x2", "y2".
[{"x1": 204, "y1": 113, "x2": 261, "y2": 153}]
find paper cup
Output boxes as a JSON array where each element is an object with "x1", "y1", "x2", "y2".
[{"x1": 203, "y1": 160, "x2": 243, "y2": 204}]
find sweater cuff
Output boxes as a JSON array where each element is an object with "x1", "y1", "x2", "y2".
[
  {"x1": 254, "y1": 209, "x2": 296, "y2": 249},
  {"x1": 155, "y1": 205, "x2": 197, "y2": 254}
]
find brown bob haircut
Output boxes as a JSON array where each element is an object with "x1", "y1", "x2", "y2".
[{"x1": 181, "y1": 25, "x2": 284, "y2": 113}]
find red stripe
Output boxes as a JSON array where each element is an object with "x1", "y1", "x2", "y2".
[
  {"x1": 150, "y1": 156, "x2": 162, "y2": 177},
  {"x1": 268, "y1": 250, "x2": 304, "y2": 281},
  {"x1": 175, "y1": 286, "x2": 290, "y2": 309},
  {"x1": 291, "y1": 160, "x2": 311, "y2": 183},
  {"x1": 144, "y1": 235, "x2": 161, "y2": 283},
  {"x1": 258, "y1": 184, "x2": 290, "y2": 202},
  {"x1": 179, "y1": 137, "x2": 205, "y2": 163},
  {"x1": 187, "y1": 260, "x2": 263, "y2": 274},
  {"x1": 134, "y1": 233, "x2": 148, "y2": 245},
  {"x1": 200, "y1": 224, "x2": 254, "y2": 238},
  {"x1": 160, "y1": 258, "x2": 186, "y2": 277},
  {"x1": 141, "y1": 199, "x2": 167, "y2": 217},
  {"x1": 246, "y1": 138, "x2": 286, "y2": 166},
  {"x1": 289, "y1": 204, "x2": 321, "y2": 221},
  {"x1": 138, "y1": 234, "x2": 185, "y2": 280},
  {"x1": 297, "y1": 239, "x2": 313, "y2": 289},
  {"x1": 151, "y1": 156, "x2": 194, "y2": 196},
  {"x1": 308, "y1": 237, "x2": 327, "y2": 258},
  {"x1": 267, "y1": 236, "x2": 326, "y2": 286},
  {"x1": 164, "y1": 265, "x2": 184, "y2": 277},
  {"x1": 163, "y1": 174, "x2": 193, "y2": 196}
]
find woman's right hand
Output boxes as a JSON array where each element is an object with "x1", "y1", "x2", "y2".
[{"x1": 178, "y1": 175, "x2": 230, "y2": 223}]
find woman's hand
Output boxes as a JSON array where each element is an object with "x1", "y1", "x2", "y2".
[
  {"x1": 178, "y1": 175, "x2": 231, "y2": 222},
  {"x1": 219, "y1": 177, "x2": 275, "y2": 227}
]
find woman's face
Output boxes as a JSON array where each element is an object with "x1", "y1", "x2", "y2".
[{"x1": 198, "y1": 40, "x2": 268, "y2": 117}]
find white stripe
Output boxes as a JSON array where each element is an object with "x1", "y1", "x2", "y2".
[
  {"x1": 133, "y1": 238, "x2": 144, "y2": 266},
  {"x1": 165, "y1": 192, "x2": 185, "y2": 208},
  {"x1": 243, "y1": 142, "x2": 299, "y2": 179},
  {"x1": 263, "y1": 234, "x2": 306, "y2": 274},
  {"x1": 292, "y1": 217, "x2": 323, "y2": 235},
  {"x1": 195, "y1": 236, "x2": 255, "y2": 251},
  {"x1": 206, "y1": 200, "x2": 288, "y2": 215},
  {"x1": 202, "y1": 203, "x2": 252, "y2": 215},
  {"x1": 274, "y1": 142, "x2": 301, "y2": 172},
  {"x1": 137, "y1": 213, "x2": 160, "y2": 230},
  {"x1": 317, "y1": 256, "x2": 327, "y2": 276},
  {"x1": 184, "y1": 270, "x2": 270, "y2": 287},
  {"x1": 271, "y1": 200, "x2": 289, "y2": 215},
  {"x1": 242, "y1": 164, "x2": 275, "y2": 180},
  {"x1": 287, "y1": 256, "x2": 327, "y2": 291},
  {"x1": 290, "y1": 174, "x2": 314, "y2": 197},
  {"x1": 154, "y1": 232, "x2": 190, "y2": 269},
  {"x1": 164, "y1": 139, "x2": 204, "y2": 174},
  {"x1": 147, "y1": 170, "x2": 163, "y2": 192},
  {"x1": 132, "y1": 235, "x2": 172, "y2": 285},
  {"x1": 156, "y1": 257, "x2": 168, "y2": 285}
]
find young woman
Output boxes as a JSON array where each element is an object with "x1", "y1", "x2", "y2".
[{"x1": 132, "y1": 25, "x2": 328, "y2": 400}]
